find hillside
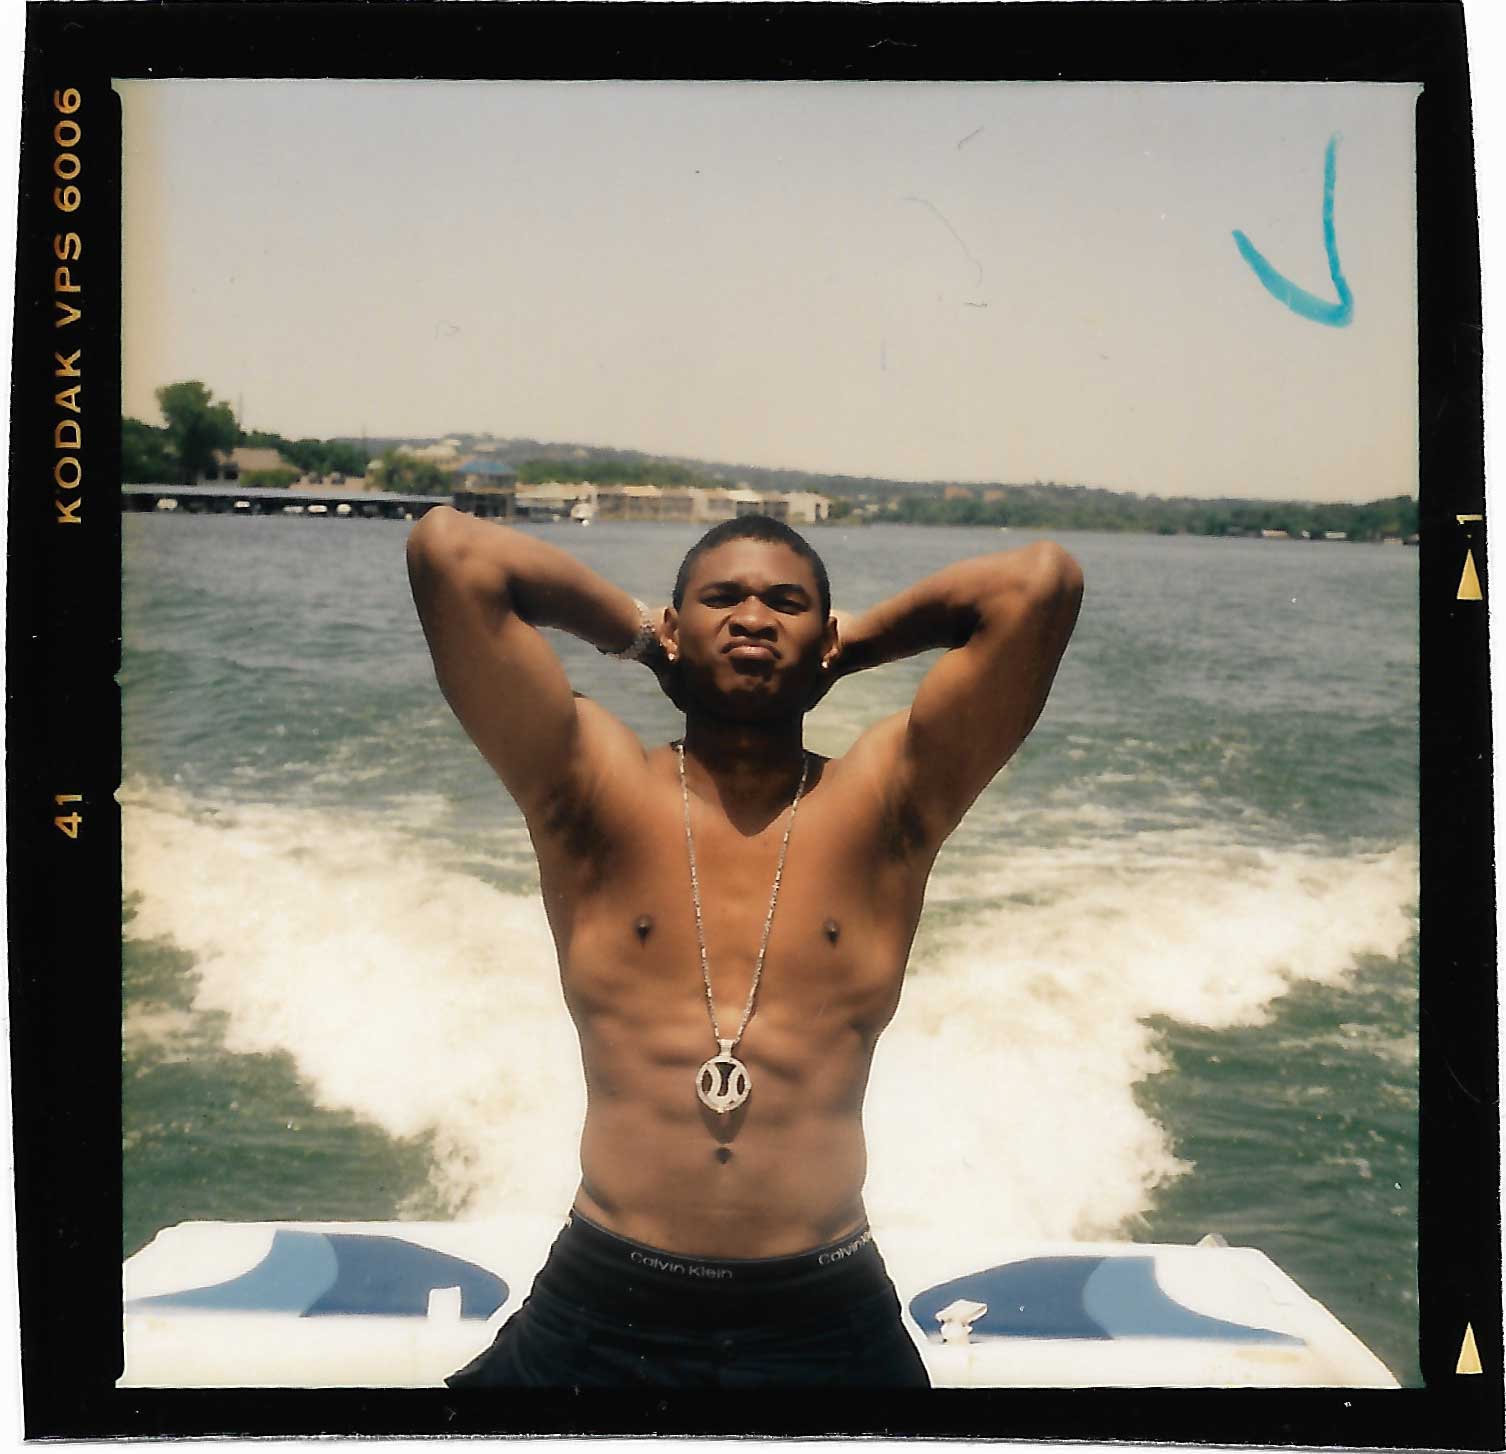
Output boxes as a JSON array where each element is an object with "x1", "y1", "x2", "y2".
[{"x1": 329, "y1": 434, "x2": 1418, "y2": 541}]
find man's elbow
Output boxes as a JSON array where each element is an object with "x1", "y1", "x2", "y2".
[
  {"x1": 1013, "y1": 540, "x2": 1084, "y2": 615},
  {"x1": 409, "y1": 500, "x2": 478, "y2": 557},
  {"x1": 1039, "y1": 540, "x2": 1084, "y2": 605},
  {"x1": 407, "y1": 506, "x2": 501, "y2": 581},
  {"x1": 406, "y1": 507, "x2": 485, "y2": 608},
  {"x1": 407, "y1": 507, "x2": 518, "y2": 616},
  {"x1": 405, "y1": 504, "x2": 464, "y2": 571}
]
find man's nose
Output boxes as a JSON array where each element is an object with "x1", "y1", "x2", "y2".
[{"x1": 729, "y1": 598, "x2": 776, "y2": 635}]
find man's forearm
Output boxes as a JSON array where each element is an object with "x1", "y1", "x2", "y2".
[
  {"x1": 408, "y1": 506, "x2": 644, "y2": 654},
  {"x1": 838, "y1": 543, "x2": 1079, "y2": 675}
]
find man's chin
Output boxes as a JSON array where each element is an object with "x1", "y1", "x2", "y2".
[{"x1": 688, "y1": 679, "x2": 804, "y2": 726}]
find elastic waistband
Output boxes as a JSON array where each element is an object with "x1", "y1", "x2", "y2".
[
  {"x1": 534, "y1": 1211, "x2": 893, "y2": 1325},
  {"x1": 568, "y1": 1210, "x2": 877, "y2": 1281}
]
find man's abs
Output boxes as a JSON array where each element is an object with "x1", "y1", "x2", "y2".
[
  {"x1": 561, "y1": 962, "x2": 901, "y2": 1258},
  {"x1": 573, "y1": 1090, "x2": 871, "y2": 1258}
]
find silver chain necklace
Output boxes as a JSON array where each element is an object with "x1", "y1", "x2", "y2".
[{"x1": 677, "y1": 740, "x2": 809, "y2": 1114}]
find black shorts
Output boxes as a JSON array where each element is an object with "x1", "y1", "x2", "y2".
[{"x1": 445, "y1": 1211, "x2": 931, "y2": 1389}]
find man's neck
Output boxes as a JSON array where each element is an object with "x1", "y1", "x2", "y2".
[{"x1": 679, "y1": 715, "x2": 809, "y2": 830}]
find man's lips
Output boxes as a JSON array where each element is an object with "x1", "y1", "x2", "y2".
[{"x1": 724, "y1": 641, "x2": 779, "y2": 660}]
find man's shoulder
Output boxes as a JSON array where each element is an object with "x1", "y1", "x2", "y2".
[
  {"x1": 817, "y1": 712, "x2": 948, "y2": 864},
  {"x1": 829, "y1": 710, "x2": 909, "y2": 781},
  {"x1": 513, "y1": 694, "x2": 652, "y2": 818},
  {"x1": 570, "y1": 695, "x2": 659, "y2": 776},
  {"x1": 807, "y1": 714, "x2": 913, "y2": 813}
]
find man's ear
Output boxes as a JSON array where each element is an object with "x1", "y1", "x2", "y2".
[
  {"x1": 661, "y1": 605, "x2": 679, "y2": 660},
  {"x1": 821, "y1": 613, "x2": 839, "y2": 669}
]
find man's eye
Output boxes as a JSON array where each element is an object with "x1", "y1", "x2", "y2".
[{"x1": 768, "y1": 597, "x2": 804, "y2": 613}]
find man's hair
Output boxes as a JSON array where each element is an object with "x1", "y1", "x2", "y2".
[{"x1": 672, "y1": 516, "x2": 832, "y2": 617}]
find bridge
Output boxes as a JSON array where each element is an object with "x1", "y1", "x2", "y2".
[{"x1": 121, "y1": 483, "x2": 475, "y2": 520}]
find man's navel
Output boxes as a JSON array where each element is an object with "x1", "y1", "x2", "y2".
[{"x1": 634, "y1": 915, "x2": 653, "y2": 944}]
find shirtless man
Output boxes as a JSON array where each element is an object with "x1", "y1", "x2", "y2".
[{"x1": 406, "y1": 509, "x2": 1083, "y2": 1388}]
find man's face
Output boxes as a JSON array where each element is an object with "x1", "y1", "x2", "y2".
[{"x1": 669, "y1": 540, "x2": 833, "y2": 723}]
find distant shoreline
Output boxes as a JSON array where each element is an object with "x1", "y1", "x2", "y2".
[
  {"x1": 126, "y1": 412, "x2": 1419, "y2": 546},
  {"x1": 122, "y1": 486, "x2": 1420, "y2": 546}
]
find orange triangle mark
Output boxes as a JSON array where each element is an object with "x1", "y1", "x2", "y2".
[
  {"x1": 1457, "y1": 1322, "x2": 1482, "y2": 1375},
  {"x1": 1458, "y1": 549, "x2": 1483, "y2": 601}
]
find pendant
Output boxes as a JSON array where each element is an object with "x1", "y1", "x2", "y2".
[{"x1": 696, "y1": 1038, "x2": 750, "y2": 1114}]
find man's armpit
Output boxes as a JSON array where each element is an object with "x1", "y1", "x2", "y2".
[
  {"x1": 876, "y1": 780, "x2": 931, "y2": 863},
  {"x1": 535, "y1": 780, "x2": 613, "y2": 882}
]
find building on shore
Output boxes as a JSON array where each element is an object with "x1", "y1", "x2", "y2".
[
  {"x1": 455, "y1": 457, "x2": 520, "y2": 517},
  {"x1": 399, "y1": 439, "x2": 466, "y2": 468},
  {"x1": 514, "y1": 481, "x2": 595, "y2": 519},
  {"x1": 452, "y1": 484, "x2": 515, "y2": 519},
  {"x1": 774, "y1": 491, "x2": 831, "y2": 524},
  {"x1": 200, "y1": 445, "x2": 294, "y2": 484},
  {"x1": 655, "y1": 486, "x2": 698, "y2": 519},
  {"x1": 458, "y1": 457, "x2": 518, "y2": 485},
  {"x1": 691, "y1": 488, "x2": 739, "y2": 522},
  {"x1": 581, "y1": 484, "x2": 831, "y2": 523},
  {"x1": 627, "y1": 484, "x2": 672, "y2": 519}
]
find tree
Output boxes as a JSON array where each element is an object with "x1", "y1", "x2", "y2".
[
  {"x1": 242, "y1": 468, "x2": 300, "y2": 490},
  {"x1": 121, "y1": 417, "x2": 176, "y2": 483},
  {"x1": 155, "y1": 381, "x2": 238, "y2": 487},
  {"x1": 515, "y1": 456, "x2": 711, "y2": 489},
  {"x1": 305, "y1": 439, "x2": 367, "y2": 478},
  {"x1": 371, "y1": 448, "x2": 455, "y2": 496},
  {"x1": 237, "y1": 430, "x2": 367, "y2": 480}
]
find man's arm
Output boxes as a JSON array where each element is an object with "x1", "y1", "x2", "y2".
[
  {"x1": 836, "y1": 541, "x2": 1084, "y2": 843},
  {"x1": 405, "y1": 507, "x2": 649, "y2": 816}
]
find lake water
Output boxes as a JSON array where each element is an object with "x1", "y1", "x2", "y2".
[{"x1": 121, "y1": 515, "x2": 1420, "y2": 1383}]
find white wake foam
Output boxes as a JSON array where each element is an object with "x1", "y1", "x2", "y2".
[
  {"x1": 867, "y1": 833, "x2": 1416, "y2": 1242},
  {"x1": 123, "y1": 784, "x2": 585, "y2": 1220},
  {"x1": 123, "y1": 783, "x2": 1417, "y2": 1245}
]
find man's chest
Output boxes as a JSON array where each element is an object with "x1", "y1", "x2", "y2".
[
  {"x1": 536, "y1": 783, "x2": 928, "y2": 1015},
  {"x1": 538, "y1": 779, "x2": 924, "y2": 923}
]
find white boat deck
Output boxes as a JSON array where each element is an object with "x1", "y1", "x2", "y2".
[{"x1": 121, "y1": 1216, "x2": 1398, "y2": 1389}]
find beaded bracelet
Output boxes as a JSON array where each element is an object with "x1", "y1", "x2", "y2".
[{"x1": 597, "y1": 598, "x2": 658, "y2": 662}]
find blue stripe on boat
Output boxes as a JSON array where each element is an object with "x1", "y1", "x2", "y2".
[
  {"x1": 307, "y1": 1234, "x2": 507, "y2": 1320},
  {"x1": 1081, "y1": 1257, "x2": 1302, "y2": 1344},
  {"x1": 127, "y1": 1229, "x2": 337, "y2": 1316},
  {"x1": 126, "y1": 1230, "x2": 509, "y2": 1321},
  {"x1": 908, "y1": 1256, "x2": 1303, "y2": 1345}
]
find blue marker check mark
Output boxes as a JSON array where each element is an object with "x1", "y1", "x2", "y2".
[{"x1": 1232, "y1": 134, "x2": 1353, "y2": 327}]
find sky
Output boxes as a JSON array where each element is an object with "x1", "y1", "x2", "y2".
[{"x1": 119, "y1": 79, "x2": 1421, "y2": 503}]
